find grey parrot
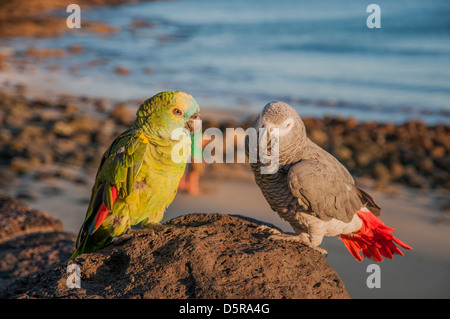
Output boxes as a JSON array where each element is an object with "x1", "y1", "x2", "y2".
[{"x1": 245, "y1": 101, "x2": 412, "y2": 262}]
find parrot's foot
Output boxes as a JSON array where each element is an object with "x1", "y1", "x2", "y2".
[
  {"x1": 258, "y1": 225, "x2": 328, "y2": 257},
  {"x1": 270, "y1": 234, "x2": 328, "y2": 257},
  {"x1": 139, "y1": 222, "x2": 169, "y2": 232},
  {"x1": 256, "y1": 224, "x2": 290, "y2": 236}
]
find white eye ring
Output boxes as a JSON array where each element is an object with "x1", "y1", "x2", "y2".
[{"x1": 279, "y1": 117, "x2": 294, "y2": 137}]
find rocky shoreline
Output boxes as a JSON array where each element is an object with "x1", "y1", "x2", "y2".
[
  {"x1": 301, "y1": 117, "x2": 450, "y2": 191},
  {"x1": 0, "y1": 89, "x2": 448, "y2": 209},
  {"x1": 0, "y1": 0, "x2": 151, "y2": 39},
  {"x1": 0, "y1": 194, "x2": 75, "y2": 289}
]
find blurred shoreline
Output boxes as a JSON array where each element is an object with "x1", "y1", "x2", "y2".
[
  {"x1": 0, "y1": 87, "x2": 448, "y2": 205},
  {"x1": 1, "y1": 0, "x2": 450, "y2": 124},
  {"x1": 0, "y1": 85, "x2": 449, "y2": 298},
  {"x1": 0, "y1": 0, "x2": 145, "y2": 38}
]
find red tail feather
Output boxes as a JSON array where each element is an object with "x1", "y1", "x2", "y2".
[
  {"x1": 91, "y1": 186, "x2": 118, "y2": 232},
  {"x1": 340, "y1": 210, "x2": 412, "y2": 262}
]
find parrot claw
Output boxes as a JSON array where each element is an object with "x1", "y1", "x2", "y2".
[
  {"x1": 256, "y1": 225, "x2": 328, "y2": 257},
  {"x1": 139, "y1": 222, "x2": 168, "y2": 232},
  {"x1": 266, "y1": 231, "x2": 328, "y2": 257},
  {"x1": 256, "y1": 224, "x2": 292, "y2": 236},
  {"x1": 316, "y1": 247, "x2": 328, "y2": 258}
]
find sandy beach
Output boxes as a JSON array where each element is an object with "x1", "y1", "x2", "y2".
[{"x1": 0, "y1": 0, "x2": 449, "y2": 299}]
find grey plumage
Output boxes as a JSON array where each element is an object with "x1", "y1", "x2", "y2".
[{"x1": 245, "y1": 101, "x2": 380, "y2": 253}]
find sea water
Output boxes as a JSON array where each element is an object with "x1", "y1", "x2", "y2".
[{"x1": 2, "y1": 0, "x2": 450, "y2": 123}]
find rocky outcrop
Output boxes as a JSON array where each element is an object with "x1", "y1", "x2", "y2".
[
  {"x1": 0, "y1": 194, "x2": 64, "y2": 242},
  {"x1": 0, "y1": 194, "x2": 75, "y2": 288},
  {"x1": 0, "y1": 208, "x2": 349, "y2": 299}
]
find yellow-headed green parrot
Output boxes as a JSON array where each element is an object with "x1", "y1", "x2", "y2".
[{"x1": 70, "y1": 91, "x2": 200, "y2": 259}]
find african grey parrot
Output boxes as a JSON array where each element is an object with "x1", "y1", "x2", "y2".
[{"x1": 245, "y1": 101, "x2": 412, "y2": 262}]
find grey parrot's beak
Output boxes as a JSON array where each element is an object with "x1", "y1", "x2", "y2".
[
  {"x1": 256, "y1": 118, "x2": 279, "y2": 156},
  {"x1": 184, "y1": 111, "x2": 201, "y2": 134}
]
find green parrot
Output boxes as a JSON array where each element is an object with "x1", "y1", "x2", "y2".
[{"x1": 70, "y1": 91, "x2": 200, "y2": 260}]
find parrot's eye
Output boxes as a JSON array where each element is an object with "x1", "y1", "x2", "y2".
[
  {"x1": 279, "y1": 118, "x2": 294, "y2": 136},
  {"x1": 172, "y1": 108, "x2": 184, "y2": 117}
]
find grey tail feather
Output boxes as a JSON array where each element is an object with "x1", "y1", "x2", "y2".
[{"x1": 354, "y1": 186, "x2": 381, "y2": 216}]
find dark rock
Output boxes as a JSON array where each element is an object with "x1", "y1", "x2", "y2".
[
  {"x1": 67, "y1": 44, "x2": 83, "y2": 55},
  {"x1": 308, "y1": 128, "x2": 328, "y2": 147},
  {"x1": 430, "y1": 146, "x2": 446, "y2": 158},
  {"x1": 0, "y1": 214, "x2": 349, "y2": 299},
  {"x1": 434, "y1": 156, "x2": 450, "y2": 171},
  {"x1": 114, "y1": 66, "x2": 130, "y2": 76},
  {"x1": 0, "y1": 231, "x2": 75, "y2": 289},
  {"x1": 10, "y1": 157, "x2": 40, "y2": 173},
  {"x1": 389, "y1": 161, "x2": 405, "y2": 179},
  {"x1": 94, "y1": 119, "x2": 116, "y2": 145},
  {"x1": 355, "y1": 152, "x2": 373, "y2": 167},
  {"x1": 0, "y1": 194, "x2": 63, "y2": 242},
  {"x1": 52, "y1": 121, "x2": 75, "y2": 137},
  {"x1": 69, "y1": 115, "x2": 101, "y2": 135},
  {"x1": 110, "y1": 103, "x2": 134, "y2": 126},
  {"x1": 63, "y1": 103, "x2": 79, "y2": 116},
  {"x1": 334, "y1": 146, "x2": 353, "y2": 162},
  {"x1": 372, "y1": 162, "x2": 391, "y2": 182},
  {"x1": 403, "y1": 166, "x2": 430, "y2": 189},
  {"x1": 418, "y1": 158, "x2": 435, "y2": 174}
]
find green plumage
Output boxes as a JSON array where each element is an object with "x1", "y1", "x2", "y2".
[{"x1": 71, "y1": 91, "x2": 200, "y2": 259}]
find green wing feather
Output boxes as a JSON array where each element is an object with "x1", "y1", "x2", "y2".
[{"x1": 72, "y1": 128, "x2": 148, "y2": 258}]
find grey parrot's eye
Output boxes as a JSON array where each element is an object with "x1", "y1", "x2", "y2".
[{"x1": 172, "y1": 108, "x2": 184, "y2": 117}]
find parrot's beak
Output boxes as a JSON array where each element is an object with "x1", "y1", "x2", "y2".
[
  {"x1": 257, "y1": 118, "x2": 279, "y2": 156},
  {"x1": 184, "y1": 111, "x2": 201, "y2": 134}
]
